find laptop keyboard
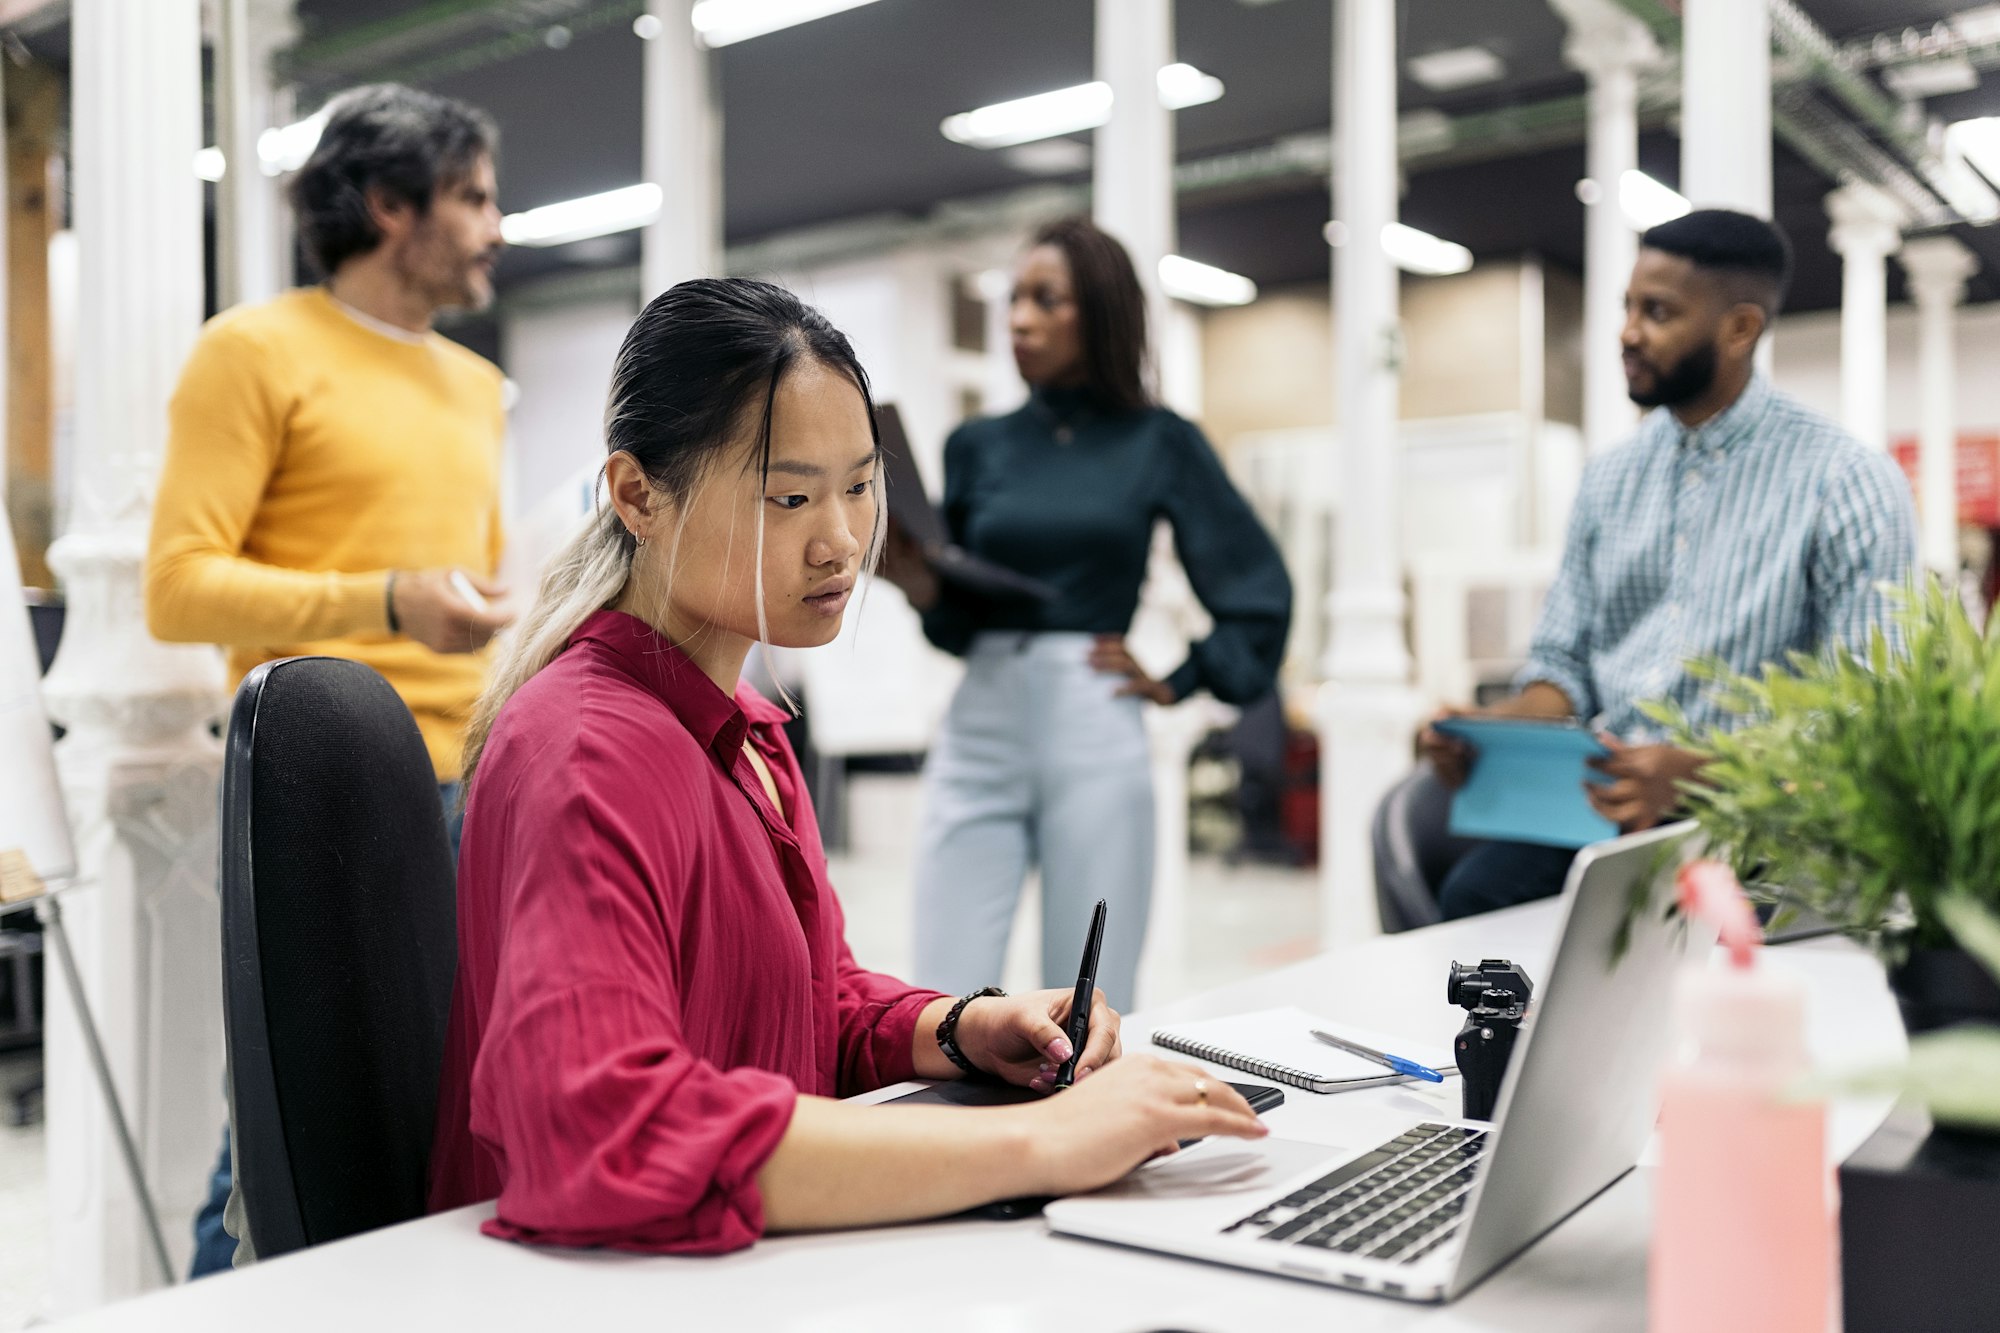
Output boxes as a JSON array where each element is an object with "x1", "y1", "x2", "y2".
[{"x1": 1222, "y1": 1122, "x2": 1489, "y2": 1266}]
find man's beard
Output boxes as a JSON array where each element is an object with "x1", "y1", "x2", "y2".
[
  {"x1": 1628, "y1": 339, "x2": 1718, "y2": 408},
  {"x1": 400, "y1": 236, "x2": 494, "y2": 314}
]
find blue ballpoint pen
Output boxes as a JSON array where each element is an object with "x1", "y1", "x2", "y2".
[{"x1": 1309, "y1": 1028, "x2": 1446, "y2": 1083}]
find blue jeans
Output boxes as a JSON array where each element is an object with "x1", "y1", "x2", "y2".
[
  {"x1": 190, "y1": 781, "x2": 463, "y2": 1278},
  {"x1": 1436, "y1": 839, "x2": 1578, "y2": 921}
]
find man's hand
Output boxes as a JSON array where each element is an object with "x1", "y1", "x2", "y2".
[
  {"x1": 1416, "y1": 684, "x2": 1576, "y2": 790},
  {"x1": 1089, "y1": 635, "x2": 1176, "y2": 705},
  {"x1": 1416, "y1": 707, "x2": 1476, "y2": 789},
  {"x1": 1585, "y1": 737, "x2": 1709, "y2": 831},
  {"x1": 391, "y1": 567, "x2": 513, "y2": 654}
]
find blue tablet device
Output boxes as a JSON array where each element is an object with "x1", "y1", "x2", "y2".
[{"x1": 1431, "y1": 717, "x2": 1618, "y2": 849}]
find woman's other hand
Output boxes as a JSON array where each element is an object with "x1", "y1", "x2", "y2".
[
  {"x1": 953, "y1": 987, "x2": 1121, "y2": 1091},
  {"x1": 1016, "y1": 1056, "x2": 1268, "y2": 1197},
  {"x1": 1090, "y1": 634, "x2": 1175, "y2": 705},
  {"x1": 876, "y1": 522, "x2": 940, "y2": 611}
]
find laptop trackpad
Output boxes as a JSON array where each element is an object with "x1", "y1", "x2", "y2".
[{"x1": 1047, "y1": 1137, "x2": 1356, "y2": 1235}]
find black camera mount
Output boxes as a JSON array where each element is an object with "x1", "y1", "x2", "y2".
[{"x1": 1447, "y1": 958, "x2": 1534, "y2": 1122}]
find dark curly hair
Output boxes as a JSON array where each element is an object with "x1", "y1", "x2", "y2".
[{"x1": 288, "y1": 84, "x2": 497, "y2": 277}]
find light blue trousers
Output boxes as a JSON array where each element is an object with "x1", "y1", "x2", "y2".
[{"x1": 912, "y1": 632, "x2": 1155, "y2": 1011}]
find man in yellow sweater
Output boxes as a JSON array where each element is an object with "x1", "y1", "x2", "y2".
[{"x1": 146, "y1": 83, "x2": 514, "y2": 1278}]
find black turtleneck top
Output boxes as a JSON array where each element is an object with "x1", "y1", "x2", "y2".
[{"x1": 918, "y1": 386, "x2": 1292, "y2": 706}]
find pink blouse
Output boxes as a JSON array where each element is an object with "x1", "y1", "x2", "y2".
[{"x1": 428, "y1": 610, "x2": 946, "y2": 1252}]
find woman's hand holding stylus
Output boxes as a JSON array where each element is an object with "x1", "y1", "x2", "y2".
[{"x1": 949, "y1": 987, "x2": 1121, "y2": 1092}]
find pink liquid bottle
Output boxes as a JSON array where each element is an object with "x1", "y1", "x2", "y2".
[{"x1": 1650, "y1": 862, "x2": 1831, "y2": 1333}]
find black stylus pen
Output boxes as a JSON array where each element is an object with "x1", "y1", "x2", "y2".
[{"x1": 1054, "y1": 898, "x2": 1108, "y2": 1089}]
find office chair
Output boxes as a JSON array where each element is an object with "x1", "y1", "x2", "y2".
[
  {"x1": 222, "y1": 656, "x2": 457, "y2": 1258},
  {"x1": 1370, "y1": 766, "x2": 1477, "y2": 933}
]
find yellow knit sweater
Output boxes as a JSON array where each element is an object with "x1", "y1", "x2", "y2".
[{"x1": 146, "y1": 287, "x2": 506, "y2": 780}]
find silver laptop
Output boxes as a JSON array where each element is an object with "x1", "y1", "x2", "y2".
[{"x1": 1044, "y1": 822, "x2": 1704, "y2": 1304}]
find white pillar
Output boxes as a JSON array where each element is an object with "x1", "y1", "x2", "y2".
[
  {"x1": 215, "y1": 0, "x2": 297, "y2": 308},
  {"x1": 1679, "y1": 0, "x2": 1770, "y2": 216},
  {"x1": 641, "y1": 0, "x2": 721, "y2": 298},
  {"x1": 1319, "y1": 0, "x2": 1418, "y2": 948},
  {"x1": 1095, "y1": 0, "x2": 1204, "y2": 997},
  {"x1": 1901, "y1": 235, "x2": 1980, "y2": 574},
  {"x1": 1093, "y1": 0, "x2": 1176, "y2": 397},
  {"x1": 1554, "y1": 0, "x2": 1657, "y2": 454},
  {"x1": 1825, "y1": 183, "x2": 1905, "y2": 451},
  {"x1": 42, "y1": 0, "x2": 227, "y2": 1308}
]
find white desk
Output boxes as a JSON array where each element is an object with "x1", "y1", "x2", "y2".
[{"x1": 53, "y1": 901, "x2": 1905, "y2": 1333}]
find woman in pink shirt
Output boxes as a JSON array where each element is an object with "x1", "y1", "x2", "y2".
[{"x1": 428, "y1": 278, "x2": 1265, "y2": 1252}]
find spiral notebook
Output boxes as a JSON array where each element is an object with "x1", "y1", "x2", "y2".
[{"x1": 1149, "y1": 1007, "x2": 1455, "y2": 1095}]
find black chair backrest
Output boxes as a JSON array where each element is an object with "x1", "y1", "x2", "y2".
[
  {"x1": 1371, "y1": 766, "x2": 1475, "y2": 933},
  {"x1": 222, "y1": 656, "x2": 457, "y2": 1258}
]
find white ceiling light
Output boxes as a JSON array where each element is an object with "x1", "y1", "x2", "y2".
[
  {"x1": 501, "y1": 182, "x2": 663, "y2": 247},
  {"x1": 1380, "y1": 222, "x2": 1473, "y2": 275},
  {"x1": 1002, "y1": 139, "x2": 1092, "y2": 175},
  {"x1": 1619, "y1": 169, "x2": 1691, "y2": 230},
  {"x1": 1406, "y1": 45, "x2": 1506, "y2": 93},
  {"x1": 690, "y1": 0, "x2": 882, "y2": 48},
  {"x1": 632, "y1": 12, "x2": 664, "y2": 39},
  {"x1": 257, "y1": 109, "x2": 330, "y2": 176},
  {"x1": 1159, "y1": 254, "x2": 1257, "y2": 306},
  {"x1": 194, "y1": 107, "x2": 329, "y2": 182},
  {"x1": 1156, "y1": 62, "x2": 1224, "y2": 110},
  {"x1": 1882, "y1": 57, "x2": 1979, "y2": 100},
  {"x1": 1944, "y1": 118, "x2": 2000, "y2": 222},
  {"x1": 941, "y1": 64, "x2": 1225, "y2": 150},
  {"x1": 1324, "y1": 220, "x2": 1474, "y2": 276}
]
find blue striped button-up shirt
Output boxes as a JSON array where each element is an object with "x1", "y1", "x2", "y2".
[{"x1": 1519, "y1": 373, "x2": 1917, "y2": 739}]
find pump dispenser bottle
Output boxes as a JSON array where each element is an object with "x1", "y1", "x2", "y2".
[{"x1": 1650, "y1": 861, "x2": 1831, "y2": 1332}]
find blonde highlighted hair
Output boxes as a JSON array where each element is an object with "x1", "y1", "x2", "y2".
[{"x1": 460, "y1": 278, "x2": 880, "y2": 791}]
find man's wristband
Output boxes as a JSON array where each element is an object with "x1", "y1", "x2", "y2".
[
  {"x1": 935, "y1": 986, "x2": 1005, "y2": 1075},
  {"x1": 385, "y1": 571, "x2": 401, "y2": 634}
]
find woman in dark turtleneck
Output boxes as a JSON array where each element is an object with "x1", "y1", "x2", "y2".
[{"x1": 882, "y1": 216, "x2": 1291, "y2": 1016}]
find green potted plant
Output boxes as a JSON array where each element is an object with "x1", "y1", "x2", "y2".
[{"x1": 1646, "y1": 579, "x2": 2000, "y2": 1034}]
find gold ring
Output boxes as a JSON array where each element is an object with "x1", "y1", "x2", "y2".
[{"x1": 1194, "y1": 1078, "x2": 1209, "y2": 1104}]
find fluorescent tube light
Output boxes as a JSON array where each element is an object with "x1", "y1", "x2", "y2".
[
  {"x1": 257, "y1": 109, "x2": 330, "y2": 176},
  {"x1": 1158, "y1": 254, "x2": 1257, "y2": 306},
  {"x1": 1380, "y1": 222, "x2": 1473, "y2": 276},
  {"x1": 943, "y1": 83, "x2": 1114, "y2": 150},
  {"x1": 1407, "y1": 45, "x2": 1505, "y2": 93},
  {"x1": 195, "y1": 107, "x2": 329, "y2": 182},
  {"x1": 1619, "y1": 169, "x2": 1690, "y2": 230},
  {"x1": 1156, "y1": 62, "x2": 1224, "y2": 110},
  {"x1": 941, "y1": 65, "x2": 1225, "y2": 150},
  {"x1": 1943, "y1": 118, "x2": 2000, "y2": 221},
  {"x1": 501, "y1": 183, "x2": 663, "y2": 247},
  {"x1": 690, "y1": 0, "x2": 881, "y2": 48}
]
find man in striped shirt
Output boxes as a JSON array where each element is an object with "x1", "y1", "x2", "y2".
[{"x1": 1419, "y1": 209, "x2": 1917, "y2": 919}]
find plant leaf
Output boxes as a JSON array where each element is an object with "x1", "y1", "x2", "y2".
[{"x1": 1939, "y1": 895, "x2": 2000, "y2": 986}]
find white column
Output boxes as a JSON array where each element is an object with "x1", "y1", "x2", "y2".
[
  {"x1": 1900, "y1": 235, "x2": 1980, "y2": 573},
  {"x1": 641, "y1": 0, "x2": 721, "y2": 298},
  {"x1": 42, "y1": 0, "x2": 227, "y2": 1308},
  {"x1": 1093, "y1": 0, "x2": 1176, "y2": 395},
  {"x1": 1095, "y1": 0, "x2": 1203, "y2": 996},
  {"x1": 1679, "y1": 0, "x2": 1770, "y2": 216},
  {"x1": 1319, "y1": 0, "x2": 1419, "y2": 948},
  {"x1": 215, "y1": 0, "x2": 297, "y2": 308},
  {"x1": 1825, "y1": 182, "x2": 1905, "y2": 451},
  {"x1": 1555, "y1": 0, "x2": 1657, "y2": 454}
]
